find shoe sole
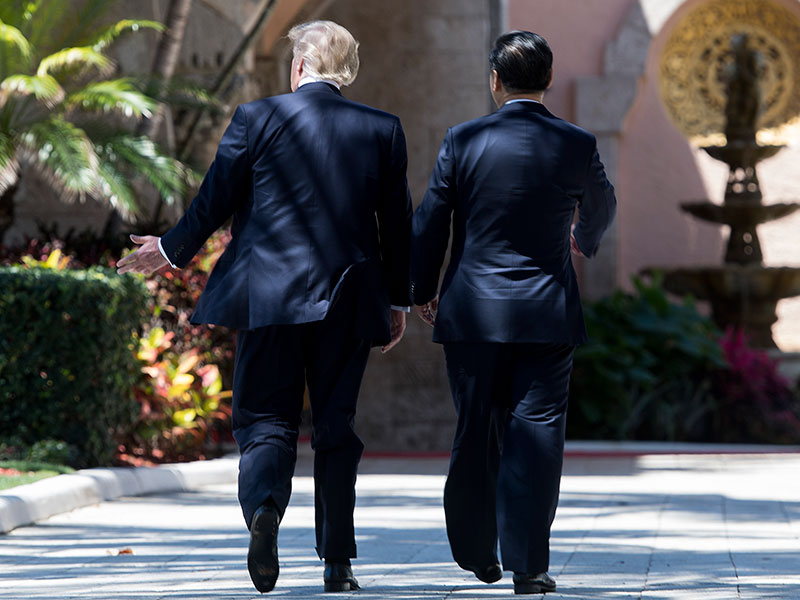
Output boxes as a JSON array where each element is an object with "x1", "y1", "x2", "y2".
[
  {"x1": 324, "y1": 581, "x2": 358, "y2": 592},
  {"x1": 514, "y1": 582, "x2": 556, "y2": 594},
  {"x1": 248, "y1": 508, "x2": 280, "y2": 593},
  {"x1": 458, "y1": 563, "x2": 503, "y2": 584}
]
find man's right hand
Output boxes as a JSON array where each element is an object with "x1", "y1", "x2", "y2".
[
  {"x1": 116, "y1": 235, "x2": 169, "y2": 275},
  {"x1": 416, "y1": 296, "x2": 439, "y2": 327}
]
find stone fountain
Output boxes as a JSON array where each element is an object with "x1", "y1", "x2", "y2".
[{"x1": 654, "y1": 33, "x2": 800, "y2": 347}]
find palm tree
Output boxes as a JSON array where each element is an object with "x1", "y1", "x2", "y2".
[
  {"x1": 0, "y1": 0, "x2": 197, "y2": 241},
  {"x1": 138, "y1": 0, "x2": 194, "y2": 142}
]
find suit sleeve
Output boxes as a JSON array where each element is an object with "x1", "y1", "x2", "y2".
[
  {"x1": 573, "y1": 137, "x2": 616, "y2": 259},
  {"x1": 376, "y1": 119, "x2": 413, "y2": 307},
  {"x1": 410, "y1": 129, "x2": 456, "y2": 305},
  {"x1": 160, "y1": 105, "x2": 251, "y2": 268}
]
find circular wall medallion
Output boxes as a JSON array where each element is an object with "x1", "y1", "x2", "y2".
[{"x1": 659, "y1": 0, "x2": 800, "y2": 144}]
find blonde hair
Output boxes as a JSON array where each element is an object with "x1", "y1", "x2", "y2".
[{"x1": 288, "y1": 20, "x2": 360, "y2": 86}]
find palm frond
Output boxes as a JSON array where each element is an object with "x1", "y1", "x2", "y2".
[
  {"x1": 56, "y1": 0, "x2": 115, "y2": 49},
  {"x1": 37, "y1": 46, "x2": 112, "y2": 78},
  {"x1": 0, "y1": 19, "x2": 31, "y2": 60},
  {"x1": 0, "y1": 17, "x2": 32, "y2": 77},
  {"x1": 0, "y1": 91, "x2": 55, "y2": 135},
  {"x1": 66, "y1": 78, "x2": 156, "y2": 118},
  {"x1": 0, "y1": 165, "x2": 18, "y2": 195},
  {"x1": 104, "y1": 135, "x2": 195, "y2": 202},
  {"x1": 13, "y1": 1, "x2": 71, "y2": 53},
  {"x1": 1, "y1": 73, "x2": 63, "y2": 105},
  {"x1": 0, "y1": 129, "x2": 15, "y2": 170},
  {"x1": 24, "y1": 116, "x2": 98, "y2": 196},
  {"x1": 0, "y1": 2, "x2": 29, "y2": 27},
  {"x1": 93, "y1": 158, "x2": 139, "y2": 218},
  {"x1": 92, "y1": 19, "x2": 165, "y2": 52},
  {"x1": 0, "y1": 129, "x2": 18, "y2": 193},
  {"x1": 135, "y1": 75, "x2": 222, "y2": 115}
]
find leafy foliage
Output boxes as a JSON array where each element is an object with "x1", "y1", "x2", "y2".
[
  {"x1": 713, "y1": 328, "x2": 800, "y2": 443},
  {"x1": 117, "y1": 327, "x2": 232, "y2": 465},
  {"x1": 569, "y1": 273, "x2": 725, "y2": 441},
  {"x1": 0, "y1": 227, "x2": 236, "y2": 465},
  {"x1": 144, "y1": 229, "x2": 235, "y2": 387},
  {"x1": 0, "y1": 435, "x2": 78, "y2": 466},
  {"x1": 0, "y1": 0, "x2": 198, "y2": 223},
  {"x1": 570, "y1": 273, "x2": 800, "y2": 444},
  {"x1": 0, "y1": 265, "x2": 148, "y2": 467}
]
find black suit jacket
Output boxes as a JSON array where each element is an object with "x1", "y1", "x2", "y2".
[
  {"x1": 161, "y1": 83, "x2": 412, "y2": 344},
  {"x1": 411, "y1": 101, "x2": 616, "y2": 344}
]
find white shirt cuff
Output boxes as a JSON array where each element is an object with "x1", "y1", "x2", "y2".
[
  {"x1": 391, "y1": 305, "x2": 411, "y2": 312},
  {"x1": 158, "y1": 238, "x2": 177, "y2": 268}
]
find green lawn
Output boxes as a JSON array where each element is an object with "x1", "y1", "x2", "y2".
[{"x1": 0, "y1": 461, "x2": 74, "y2": 491}]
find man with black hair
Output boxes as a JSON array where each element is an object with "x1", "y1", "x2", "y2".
[{"x1": 411, "y1": 31, "x2": 615, "y2": 595}]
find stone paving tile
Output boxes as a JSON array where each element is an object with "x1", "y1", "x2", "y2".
[{"x1": 1, "y1": 454, "x2": 800, "y2": 599}]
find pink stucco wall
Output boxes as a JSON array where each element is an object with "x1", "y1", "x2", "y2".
[
  {"x1": 510, "y1": 0, "x2": 800, "y2": 350},
  {"x1": 618, "y1": 1, "x2": 725, "y2": 280},
  {"x1": 620, "y1": 0, "x2": 800, "y2": 350},
  {"x1": 507, "y1": 0, "x2": 637, "y2": 121}
]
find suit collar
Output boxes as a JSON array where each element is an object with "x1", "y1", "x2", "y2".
[
  {"x1": 497, "y1": 100, "x2": 553, "y2": 117},
  {"x1": 295, "y1": 81, "x2": 343, "y2": 97}
]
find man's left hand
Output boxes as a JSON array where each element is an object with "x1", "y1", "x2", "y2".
[
  {"x1": 381, "y1": 309, "x2": 407, "y2": 353},
  {"x1": 116, "y1": 234, "x2": 169, "y2": 275}
]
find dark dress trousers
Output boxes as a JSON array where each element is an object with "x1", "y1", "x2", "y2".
[
  {"x1": 411, "y1": 100, "x2": 615, "y2": 574},
  {"x1": 161, "y1": 82, "x2": 412, "y2": 560}
]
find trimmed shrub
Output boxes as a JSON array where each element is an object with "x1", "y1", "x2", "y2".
[
  {"x1": 0, "y1": 266, "x2": 148, "y2": 467},
  {"x1": 1, "y1": 230, "x2": 236, "y2": 464}
]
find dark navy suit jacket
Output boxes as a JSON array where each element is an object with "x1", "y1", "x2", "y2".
[
  {"x1": 410, "y1": 101, "x2": 616, "y2": 345},
  {"x1": 161, "y1": 83, "x2": 412, "y2": 344}
]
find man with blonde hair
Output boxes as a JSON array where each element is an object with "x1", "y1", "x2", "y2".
[{"x1": 118, "y1": 20, "x2": 412, "y2": 594}]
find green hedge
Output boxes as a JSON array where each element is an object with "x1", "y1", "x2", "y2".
[{"x1": 0, "y1": 267, "x2": 148, "y2": 467}]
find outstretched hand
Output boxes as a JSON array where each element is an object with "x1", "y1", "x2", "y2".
[
  {"x1": 416, "y1": 295, "x2": 438, "y2": 327},
  {"x1": 116, "y1": 235, "x2": 169, "y2": 275},
  {"x1": 381, "y1": 309, "x2": 407, "y2": 353}
]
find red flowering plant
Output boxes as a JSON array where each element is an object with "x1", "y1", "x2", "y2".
[
  {"x1": 713, "y1": 328, "x2": 800, "y2": 444},
  {"x1": 144, "y1": 229, "x2": 235, "y2": 390},
  {"x1": 116, "y1": 327, "x2": 232, "y2": 465},
  {"x1": 116, "y1": 229, "x2": 236, "y2": 465}
]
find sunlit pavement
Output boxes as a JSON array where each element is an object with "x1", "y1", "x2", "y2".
[{"x1": 1, "y1": 451, "x2": 799, "y2": 599}]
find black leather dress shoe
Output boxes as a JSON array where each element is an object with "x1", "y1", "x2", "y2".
[
  {"x1": 248, "y1": 503, "x2": 280, "y2": 593},
  {"x1": 323, "y1": 562, "x2": 360, "y2": 592},
  {"x1": 513, "y1": 571, "x2": 556, "y2": 594},
  {"x1": 458, "y1": 562, "x2": 502, "y2": 584}
]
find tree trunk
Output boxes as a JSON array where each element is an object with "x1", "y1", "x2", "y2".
[
  {"x1": 106, "y1": 0, "x2": 193, "y2": 235},
  {"x1": 138, "y1": 0, "x2": 194, "y2": 141},
  {"x1": 177, "y1": 0, "x2": 279, "y2": 162}
]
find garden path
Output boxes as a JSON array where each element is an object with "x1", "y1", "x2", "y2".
[{"x1": 1, "y1": 451, "x2": 799, "y2": 599}]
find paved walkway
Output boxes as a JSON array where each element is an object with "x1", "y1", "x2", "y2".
[{"x1": 1, "y1": 452, "x2": 800, "y2": 599}]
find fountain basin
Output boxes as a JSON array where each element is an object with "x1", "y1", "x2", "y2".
[
  {"x1": 643, "y1": 266, "x2": 800, "y2": 348},
  {"x1": 681, "y1": 202, "x2": 800, "y2": 226},
  {"x1": 702, "y1": 143, "x2": 783, "y2": 167}
]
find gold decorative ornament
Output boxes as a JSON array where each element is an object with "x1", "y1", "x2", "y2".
[{"x1": 659, "y1": 0, "x2": 800, "y2": 144}]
